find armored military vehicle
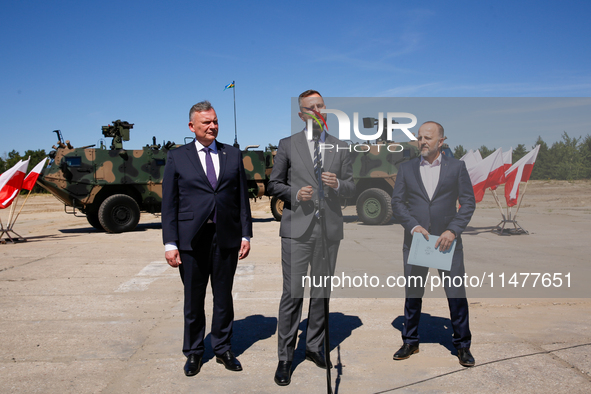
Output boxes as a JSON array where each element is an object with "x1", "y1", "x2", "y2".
[{"x1": 38, "y1": 120, "x2": 275, "y2": 233}]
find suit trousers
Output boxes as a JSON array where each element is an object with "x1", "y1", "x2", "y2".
[
  {"x1": 277, "y1": 219, "x2": 340, "y2": 361},
  {"x1": 401, "y1": 247, "x2": 472, "y2": 349},
  {"x1": 179, "y1": 224, "x2": 239, "y2": 357}
]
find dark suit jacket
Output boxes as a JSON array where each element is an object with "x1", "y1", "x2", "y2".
[
  {"x1": 391, "y1": 153, "x2": 475, "y2": 251},
  {"x1": 161, "y1": 140, "x2": 252, "y2": 250},
  {"x1": 268, "y1": 130, "x2": 354, "y2": 241}
]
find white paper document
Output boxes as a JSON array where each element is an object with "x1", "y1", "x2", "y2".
[{"x1": 408, "y1": 232, "x2": 456, "y2": 271}]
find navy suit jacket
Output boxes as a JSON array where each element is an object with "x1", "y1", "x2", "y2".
[
  {"x1": 391, "y1": 153, "x2": 475, "y2": 251},
  {"x1": 161, "y1": 140, "x2": 252, "y2": 251}
]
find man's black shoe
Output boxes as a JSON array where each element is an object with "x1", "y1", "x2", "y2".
[
  {"x1": 393, "y1": 343, "x2": 419, "y2": 360},
  {"x1": 457, "y1": 348, "x2": 475, "y2": 367},
  {"x1": 184, "y1": 354, "x2": 203, "y2": 377},
  {"x1": 305, "y1": 350, "x2": 332, "y2": 369},
  {"x1": 216, "y1": 350, "x2": 243, "y2": 371},
  {"x1": 274, "y1": 361, "x2": 292, "y2": 386}
]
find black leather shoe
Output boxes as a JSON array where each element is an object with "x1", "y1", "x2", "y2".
[
  {"x1": 305, "y1": 350, "x2": 332, "y2": 369},
  {"x1": 457, "y1": 348, "x2": 475, "y2": 367},
  {"x1": 393, "y1": 343, "x2": 419, "y2": 360},
  {"x1": 274, "y1": 361, "x2": 292, "y2": 386},
  {"x1": 184, "y1": 354, "x2": 203, "y2": 377},
  {"x1": 216, "y1": 350, "x2": 242, "y2": 371}
]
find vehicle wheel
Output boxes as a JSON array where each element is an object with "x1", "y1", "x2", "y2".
[
  {"x1": 86, "y1": 212, "x2": 105, "y2": 231},
  {"x1": 270, "y1": 196, "x2": 284, "y2": 221},
  {"x1": 356, "y1": 188, "x2": 393, "y2": 225},
  {"x1": 98, "y1": 194, "x2": 140, "y2": 233}
]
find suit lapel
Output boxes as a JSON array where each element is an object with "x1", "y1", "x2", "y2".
[
  {"x1": 432, "y1": 153, "x2": 449, "y2": 199},
  {"x1": 412, "y1": 158, "x2": 429, "y2": 200},
  {"x1": 323, "y1": 134, "x2": 336, "y2": 172},
  {"x1": 294, "y1": 131, "x2": 317, "y2": 183},
  {"x1": 216, "y1": 141, "x2": 227, "y2": 190}
]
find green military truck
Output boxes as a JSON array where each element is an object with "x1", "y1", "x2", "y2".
[{"x1": 38, "y1": 120, "x2": 276, "y2": 232}]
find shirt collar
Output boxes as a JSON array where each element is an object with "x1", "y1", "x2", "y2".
[
  {"x1": 420, "y1": 153, "x2": 441, "y2": 167},
  {"x1": 195, "y1": 139, "x2": 218, "y2": 153}
]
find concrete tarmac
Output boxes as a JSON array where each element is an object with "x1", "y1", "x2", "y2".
[{"x1": 1, "y1": 183, "x2": 590, "y2": 393}]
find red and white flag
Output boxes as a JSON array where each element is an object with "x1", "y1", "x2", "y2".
[
  {"x1": 0, "y1": 158, "x2": 30, "y2": 209},
  {"x1": 460, "y1": 149, "x2": 482, "y2": 170},
  {"x1": 504, "y1": 145, "x2": 540, "y2": 207},
  {"x1": 490, "y1": 147, "x2": 512, "y2": 191},
  {"x1": 463, "y1": 148, "x2": 504, "y2": 203},
  {"x1": 22, "y1": 158, "x2": 48, "y2": 191}
]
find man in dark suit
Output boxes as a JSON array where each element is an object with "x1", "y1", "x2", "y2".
[
  {"x1": 268, "y1": 90, "x2": 354, "y2": 386},
  {"x1": 391, "y1": 121, "x2": 476, "y2": 367},
  {"x1": 161, "y1": 100, "x2": 253, "y2": 377}
]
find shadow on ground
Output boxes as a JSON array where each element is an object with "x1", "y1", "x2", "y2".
[{"x1": 391, "y1": 313, "x2": 455, "y2": 353}]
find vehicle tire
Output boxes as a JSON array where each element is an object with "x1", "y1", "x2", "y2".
[
  {"x1": 270, "y1": 196, "x2": 284, "y2": 221},
  {"x1": 86, "y1": 212, "x2": 105, "y2": 231},
  {"x1": 98, "y1": 194, "x2": 140, "y2": 233},
  {"x1": 356, "y1": 188, "x2": 393, "y2": 225}
]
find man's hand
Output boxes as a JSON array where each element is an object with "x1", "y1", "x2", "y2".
[
  {"x1": 412, "y1": 225, "x2": 430, "y2": 241},
  {"x1": 321, "y1": 171, "x2": 338, "y2": 189},
  {"x1": 238, "y1": 240, "x2": 250, "y2": 260},
  {"x1": 435, "y1": 230, "x2": 456, "y2": 252},
  {"x1": 297, "y1": 185, "x2": 313, "y2": 201},
  {"x1": 165, "y1": 249, "x2": 182, "y2": 268}
]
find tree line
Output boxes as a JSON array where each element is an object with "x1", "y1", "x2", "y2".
[
  {"x1": 0, "y1": 149, "x2": 48, "y2": 193},
  {"x1": 452, "y1": 132, "x2": 591, "y2": 180}
]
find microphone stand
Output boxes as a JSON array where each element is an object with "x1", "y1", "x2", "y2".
[{"x1": 315, "y1": 140, "x2": 333, "y2": 394}]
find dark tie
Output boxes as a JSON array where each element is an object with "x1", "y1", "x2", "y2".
[
  {"x1": 203, "y1": 146, "x2": 217, "y2": 223},
  {"x1": 203, "y1": 147, "x2": 217, "y2": 189}
]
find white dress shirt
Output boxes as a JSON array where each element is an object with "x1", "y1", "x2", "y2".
[{"x1": 410, "y1": 153, "x2": 442, "y2": 234}]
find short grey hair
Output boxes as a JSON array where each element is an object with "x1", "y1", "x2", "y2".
[{"x1": 189, "y1": 101, "x2": 214, "y2": 121}]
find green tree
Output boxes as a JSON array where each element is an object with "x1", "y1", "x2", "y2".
[
  {"x1": 550, "y1": 132, "x2": 584, "y2": 180},
  {"x1": 530, "y1": 137, "x2": 553, "y2": 179},
  {"x1": 580, "y1": 134, "x2": 591, "y2": 178},
  {"x1": 479, "y1": 145, "x2": 494, "y2": 158},
  {"x1": 453, "y1": 145, "x2": 467, "y2": 159},
  {"x1": 512, "y1": 144, "x2": 528, "y2": 164}
]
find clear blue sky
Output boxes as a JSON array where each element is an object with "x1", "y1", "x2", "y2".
[{"x1": 2, "y1": 0, "x2": 591, "y2": 157}]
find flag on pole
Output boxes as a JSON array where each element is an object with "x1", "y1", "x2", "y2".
[
  {"x1": 490, "y1": 147, "x2": 512, "y2": 191},
  {"x1": 0, "y1": 159, "x2": 30, "y2": 209},
  {"x1": 22, "y1": 158, "x2": 48, "y2": 191},
  {"x1": 224, "y1": 81, "x2": 235, "y2": 91},
  {"x1": 504, "y1": 145, "x2": 540, "y2": 207},
  {"x1": 462, "y1": 148, "x2": 504, "y2": 203}
]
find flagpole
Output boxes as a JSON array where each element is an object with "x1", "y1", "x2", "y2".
[
  {"x1": 232, "y1": 80, "x2": 238, "y2": 147},
  {"x1": 490, "y1": 189, "x2": 505, "y2": 219},
  {"x1": 9, "y1": 189, "x2": 33, "y2": 228},
  {"x1": 6, "y1": 194, "x2": 19, "y2": 229},
  {"x1": 513, "y1": 181, "x2": 529, "y2": 221}
]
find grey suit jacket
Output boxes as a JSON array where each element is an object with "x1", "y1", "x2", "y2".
[
  {"x1": 268, "y1": 130, "x2": 354, "y2": 241},
  {"x1": 391, "y1": 153, "x2": 475, "y2": 251}
]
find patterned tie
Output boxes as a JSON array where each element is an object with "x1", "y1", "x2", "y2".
[
  {"x1": 313, "y1": 139, "x2": 322, "y2": 182},
  {"x1": 203, "y1": 146, "x2": 217, "y2": 223},
  {"x1": 203, "y1": 147, "x2": 217, "y2": 189}
]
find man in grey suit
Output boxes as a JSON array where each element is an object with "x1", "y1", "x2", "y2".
[
  {"x1": 268, "y1": 90, "x2": 354, "y2": 386},
  {"x1": 391, "y1": 121, "x2": 476, "y2": 367}
]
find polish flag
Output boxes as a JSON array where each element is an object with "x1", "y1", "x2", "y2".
[
  {"x1": 460, "y1": 149, "x2": 482, "y2": 170},
  {"x1": 490, "y1": 147, "x2": 512, "y2": 191},
  {"x1": 0, "y1": 158, "x2": 30, "y2": 209},
  {"x1": 22, "y1": 158, "x2": 48, "y2": 191},
  {"x1": 504, "y1": 145, "x2": 540, "y2": 207},
  {"x1": 464, "y1": 148, "x2": 504, "y2": 203}
]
